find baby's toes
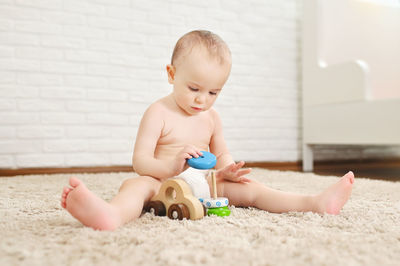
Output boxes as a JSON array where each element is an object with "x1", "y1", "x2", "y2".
[
  {"x1": 63, "y1": 187, "x2": 71, "y2": 194},
  {"x1": 61, "y1": 187, "x2": 72, "y2": 208},
  {"x1": 61, "y1": 198, "x2": 66, "y2": 208}
]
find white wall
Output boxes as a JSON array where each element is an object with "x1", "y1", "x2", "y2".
[
  {"x1": 2, "y1": 0, "x2": 399, "y2": 169},
  {"x1": 319, "y1": 0, "x2": 400, "y2": 100},
  {"x1": 0, "y1": 0, "x2": 302, "y2": 168}
]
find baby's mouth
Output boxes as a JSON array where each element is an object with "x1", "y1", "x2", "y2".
[{"x1": 191, "y1": 107, "x2": 202, "y2": 111}]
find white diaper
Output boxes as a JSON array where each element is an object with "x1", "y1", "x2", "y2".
[{"x1": 177, "y1": 167, "x2": 210, "y2": 199}]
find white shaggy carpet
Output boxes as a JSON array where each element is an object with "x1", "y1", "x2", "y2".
[{"x1": 1, "y1": 168, "x2": 400, "y2": 266}]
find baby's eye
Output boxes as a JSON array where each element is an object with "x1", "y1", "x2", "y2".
[
  {"x1": 209, "y1": 91, "x2": 217, "y2": 96},
  {"x1": 188, "y1": 86, "x2": 199, "y2": 92}
]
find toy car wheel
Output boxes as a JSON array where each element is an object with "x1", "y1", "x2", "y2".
[
  {"x1": 146, "y1": 200, "x2": 166, "y2": 216},
  {"x1": 168, "y1": 204, "x2": 190, "y2": 220}
]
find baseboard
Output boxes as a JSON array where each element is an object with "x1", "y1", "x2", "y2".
[
  {"x1": 1, "y1": 159, "x2": 399, "y2": 177},
  {"x1": 0, "y1": 166, "x2": 133, "y2": 177}
]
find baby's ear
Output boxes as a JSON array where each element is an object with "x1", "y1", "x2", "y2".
[{"x1": 166, "y1": 64, "x2": 175, "y2": 84}]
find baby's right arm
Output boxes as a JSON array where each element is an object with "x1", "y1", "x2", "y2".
[
  {"x1": 132, "y1": 104, "x2": 202, "y2": 181},
  {"x1": 132, "y1": 104, "x2": 171, "y2": 180}
]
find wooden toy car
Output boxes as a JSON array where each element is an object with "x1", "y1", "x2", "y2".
[{"x1": 144, "y1": 178, "x2": 206, "y2": 220}]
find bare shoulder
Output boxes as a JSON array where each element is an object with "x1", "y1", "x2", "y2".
[
  {"x1": 142, "y1": 97, "x2": 170, "y2": 119},
  {"x1": 204, "y1": 108, "x2": 222, "y2": 135},
  {"x1": 208, "y1": 107, "x2": 222, "y2": 124}
]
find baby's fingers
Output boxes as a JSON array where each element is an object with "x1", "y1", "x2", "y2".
[
  {"x1": 239, "y1": 176, "x2": 251, "y2": 183},
  {"x1": 189, "y1": 146, "x2": 203, "y2": 157},
  {"x1": 183, "y1": 145, "x2": 202, "y2": 159},
  {"x1": 233, "y1": 161, "x2": 245, "y2": 171},
  {"x1": 182, "y1": 150, "x2": 196, "y2": 159},
  {"x1": 237, "y1": 168, "x2": 252, "y2": 177},
  {"x1": 224, "y1": 163, "x2": 236, "y2": 172},
  {"x1": 230, "y1": 175, "x2": 251, "y2": 183}
]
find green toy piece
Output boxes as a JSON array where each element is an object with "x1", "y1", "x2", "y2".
[
  {"x1": 202, "y1": 171, "x2": 231, "y2": 217},
  {"x1": 206, "y1": 206, "x2": 231, "y2": 217}
]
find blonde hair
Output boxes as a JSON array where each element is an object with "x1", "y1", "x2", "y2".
[{"x1": 171, "y1": 30, "x2": 231, "y2": 66}]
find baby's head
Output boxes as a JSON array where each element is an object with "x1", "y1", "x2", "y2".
[
  {"x1": 170, "y1": 30, "x2": 231, "y2": 67},
  {"x1": 167, "y1": 30, "x2": 231, "y2": 115}
]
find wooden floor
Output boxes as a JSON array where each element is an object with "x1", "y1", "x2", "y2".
[
  {"x1": 313, "y1": 167, "x2": 400, "y2": 182},
  {"x1": 246, "y1": 160, "x2": 400, "y2": 182},
  {"x1": 1, "y1": 159, "x2": 400, "y2": 182},
  {"x1": 316, "y1": 160, "x2": 400, "y2": 181}
]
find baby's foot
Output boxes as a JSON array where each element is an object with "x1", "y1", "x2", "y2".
[
  {"x1": 61, "y1": 177, "x2": 120, "y2": 231},
  {"x1": 316, "y1": 171, "x2": 355, "y2": 215}
]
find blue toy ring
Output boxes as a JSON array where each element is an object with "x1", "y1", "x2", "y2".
[{"x1": 187, "y1": 151, "x2": 217, "y2": 169}]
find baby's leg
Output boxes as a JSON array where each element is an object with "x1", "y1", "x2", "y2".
[
  {"x1": 218, "y1": 171, "x2": 354, "y2": 214},
  {"x1": 110, "y1": 176, "x2": 161, "y2": 225},
  {"x1": 61, "y1": 176, "x2": 161, "y2": 231}
]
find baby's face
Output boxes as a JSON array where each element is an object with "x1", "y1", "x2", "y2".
[{"x1": 168, "y1": 47, "x2": 231, "y2": 116}]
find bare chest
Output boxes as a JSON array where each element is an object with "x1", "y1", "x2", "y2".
[{"x1": 158, "y1": 113, "x2": 214, "y2": 149}]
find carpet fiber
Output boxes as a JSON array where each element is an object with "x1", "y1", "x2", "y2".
[{"x1": 1, "y1": 169, "x2": 399, "y2": 265}]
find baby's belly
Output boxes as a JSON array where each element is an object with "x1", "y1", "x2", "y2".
[{"x1": 154, "y1": 143, "x2": 209, "y2": 161}]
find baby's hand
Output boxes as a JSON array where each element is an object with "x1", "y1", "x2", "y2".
[
  {"x1": 171, "y1": 145, "x2": 203, "y2": 176},
  {"x1": 216, "y1": 161, "x2": 252, "y2": 183}
]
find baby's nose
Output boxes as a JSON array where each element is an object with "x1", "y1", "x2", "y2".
[{"x1": 195, "y1": 95, "x2": 205, "y2": 103}]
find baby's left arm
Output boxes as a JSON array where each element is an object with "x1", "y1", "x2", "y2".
[
  {"x1": 209, "y1": 109, "x2": 251, "y2": 183},
  {"x1": 215, "y1": 161, "x2": 252, "y2": 183}
]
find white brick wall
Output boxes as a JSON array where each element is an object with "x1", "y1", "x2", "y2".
[{"x1": 1, "y1": 0, "x2": 397, "y2": 169}]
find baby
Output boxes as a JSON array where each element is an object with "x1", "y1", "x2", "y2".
[{"x1": 61, "y1": 30, "x2": 354, "y2": 231}]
